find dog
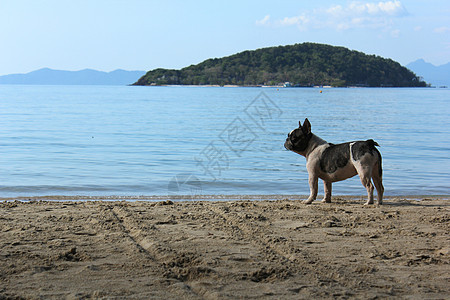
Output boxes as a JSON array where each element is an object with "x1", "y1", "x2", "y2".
[{"x1": 284, "y1": 118, "x2": 384, "y2": 205}]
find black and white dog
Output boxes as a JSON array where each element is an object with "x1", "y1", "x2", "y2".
[{"x1": 284, "y1": 118, "x2": 384, "y2": 205}]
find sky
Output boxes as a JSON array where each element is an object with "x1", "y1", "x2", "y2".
[{"x1": 1, "y1": 0, "x2": 449, "y2": 75}]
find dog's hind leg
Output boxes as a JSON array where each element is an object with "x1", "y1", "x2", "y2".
[
  {"x1": 372, "y1": 162, "x2": 384, "y2": 205},
  {"x1": 358, "y1": 168, "x2": 375, "y2": 205},
  {"x1": 321, "y1": 181, "x2": 332, "y2": 203}
]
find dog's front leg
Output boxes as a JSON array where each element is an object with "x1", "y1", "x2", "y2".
[
  {"x1": 322, "y1": 181, "x2": 332, "y2": 203},
  {"x1": 304, "y1": 175, "x2": 318, "y2": 204}
]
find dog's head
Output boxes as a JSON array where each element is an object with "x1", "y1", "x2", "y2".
[{"x1": 284, "y1": 118, "x2": 312, "y2": 154}]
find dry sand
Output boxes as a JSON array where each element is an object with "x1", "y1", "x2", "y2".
[{"x1": 1, "y1": 196, "x2": 449, "y2": 299}]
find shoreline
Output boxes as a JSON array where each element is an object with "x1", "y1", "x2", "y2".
[
  {"x1": 2, "y1": 194, "x2": 448, "y2": 202},
  {"x1": 1, "y1": 196, "x2": 449, "y2": 299},
  {"x1": 132, "y1": 84, "x2": 442, "y2": 88}
]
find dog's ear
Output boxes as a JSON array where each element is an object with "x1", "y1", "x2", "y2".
[
  {"x1": 298, "y1": 120, "x2": 302, "y2": 128},
  {"x1": 302, "y1": 118, "x2": 311, "y2": 135}
]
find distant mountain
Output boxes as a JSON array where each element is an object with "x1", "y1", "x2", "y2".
[
  {"x1": 0, "y1": 68, "x2": 146, "y2": 85},
  {"x1": 134, "y1": 43, "x2": 427, "y2": 87},
  {"x1": 406, "y1": 59, "x2": 450, "y2": 87}
]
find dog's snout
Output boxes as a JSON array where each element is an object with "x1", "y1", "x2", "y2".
[{"x1": 284, "y1": 139, "x2": 292, "y2": 151}]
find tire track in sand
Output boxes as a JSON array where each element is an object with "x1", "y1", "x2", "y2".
[
  {"x1": 109, "y1": 203, "x2": 223, "y2": 300},
  {"x1": 108, "y1": 202, "x2": 308, "y2": 298},
  {"x1": 97, "y1": 203, "x2": 205, "y2": 300},
  {"x1": 106, "y1": 201, "x2": 343, "y2": 297},
  {"x1": 206, "y1": 201, "x2": 318, "y2": 281}
]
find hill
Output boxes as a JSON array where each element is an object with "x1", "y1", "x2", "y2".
[
  {"x1": 134, "y1": 43, "x2": 427, "y2": 87},
  {"x1": 406, "y1": 59, "x2": 450, "y2": 87},
  {"x1": 0, "y1": 68, "x2": 145, "y2": 85}
]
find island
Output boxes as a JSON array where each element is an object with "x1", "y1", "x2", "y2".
[{"x1": 133, "y1": 43, "x2": 427, "y2": 87}]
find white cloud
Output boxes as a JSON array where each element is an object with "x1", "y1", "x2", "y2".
[
  {"x1": 279, "y1": 16, "x2": 300, "y2": 26},
  {"x1": 278, "y1": 15, "x2": 310, "y2": 30},
  {"x1": 256, "y1": 13, "x2": 311, "y2": 30},
  {"x1": 390, "y1": 29, "x2": 400, "y2": 38},
  {"x1": 367, "y1": 0, "x2": 407, "y2": 16},
  {"x1": 256, "y1": 15, "x2": 270, "y2": 26},
  {"x1": 327, "y1": 5, "x2": 344, "y2": 16},
  {"x1": 259, "y1": 1, "x2": 408, "y2": 32},
  {"x1": 434, "y1": 26, "x2": 450, "y2": 34},
  {"x1": 343, "y1": 0, "x2": 407, "y2": 17}
]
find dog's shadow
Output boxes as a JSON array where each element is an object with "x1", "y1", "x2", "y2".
[
  {"x1": 383, "y1": 198, "x2": 449, "y2": 208},
  {"x1": 330, "y1": 197, "x2": 449, "y2": 208}
]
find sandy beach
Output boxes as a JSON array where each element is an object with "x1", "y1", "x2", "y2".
[{"x1": 1, "y1": 196, "x2": 449, "y2": 299}]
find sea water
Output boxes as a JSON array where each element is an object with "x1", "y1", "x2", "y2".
[{"x1": 0, "y1": 85, "x2": 449, "y2": 198}]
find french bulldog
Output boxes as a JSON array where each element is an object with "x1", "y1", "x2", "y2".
[{"x1": 284, "y1": 118, "x2": 384, "y2": 205}]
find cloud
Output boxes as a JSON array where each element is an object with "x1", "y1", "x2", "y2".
[
  {"x1": 390, "y1": 29, "x2": 400, "y2": 38},
  {"x1": 258, "y1": 1, "x2": 408, "y2": 32},
  {"x1": 256, "y1": 15, "x2": 270, "y2": 26},
  {"x1": 364, "y1": 0, "x2": 407, "y2": 16},
  {"x1": 434, "y1": 26, "x2": 450, "y2": 34},
  {"x1": 278, "y1": 15, "x2": 310, "y2": 30},
  {"x1": 255, "y1": 13, "x2": 311, "y2": 30}
]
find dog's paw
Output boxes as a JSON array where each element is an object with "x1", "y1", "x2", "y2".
[
  {"x1": 321, "y1": 198, "x2": 331, "y2": 203},
  {"x1": 303, "y1": 199, "x2": 314, "y2": 204}
]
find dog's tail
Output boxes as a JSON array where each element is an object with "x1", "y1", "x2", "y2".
[{"x1": 367, "y1": 139, "x2": 382, "y2": 178}]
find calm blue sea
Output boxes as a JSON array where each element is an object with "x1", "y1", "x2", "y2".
[{"x1": 0, "y1": 85, "x2": 449, "y2": 198}]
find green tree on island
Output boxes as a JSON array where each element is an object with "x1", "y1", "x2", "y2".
[{"x1": 134, "y1": 43, "x2": 427, "y2": 87}]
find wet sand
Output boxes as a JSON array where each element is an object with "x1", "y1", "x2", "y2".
[{"x1": 1, "y1": 196, "x2": 449, "y2": 299}]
